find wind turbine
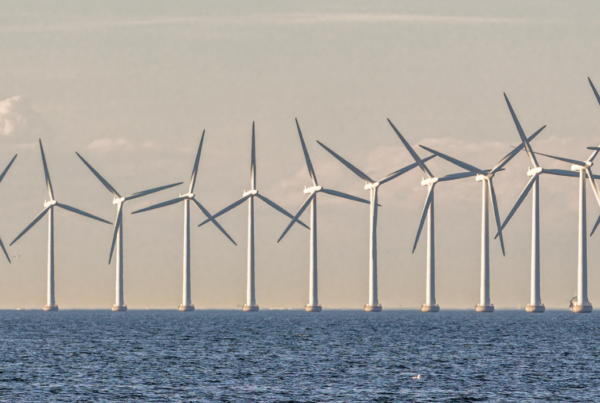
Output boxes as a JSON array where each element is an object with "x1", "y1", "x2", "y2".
[
  {"x1": 197, "y1": 122, "x2": 309, "y2": 312},
  {"x1": 507, "y1": 80, "x2": 600, "y2": 314},
  {"x1": 495, "y1": 94, "x2": 577, "y2": 313},
  {"x1": 419, "y1": 129, "x2": 535, "y2": 312},
  {"x1": 0, "y1": 154, "x2": 17, "y2": 264},
  {"x1": 131, "y1": 132, "x2": 237, "y2": 311},
  {"x1": 277, "y1": 119, "x2": 370, "y2": 312},
  {"x1": 316, "y1": 137, "x2": 434, "y2": 312},
  {"x1": 75, "y1": 152, "x2": 183, "y2": 311},
  {"x1": 387, "y1": 119, "x2": 478, "y2": 312},
  {"x1": 10, "y1": 140, "x2": 112, "y2": 311}
]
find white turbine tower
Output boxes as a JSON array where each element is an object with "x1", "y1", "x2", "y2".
[
  {"x1": 197, "y1": 122, "x2": 309, "y2": 312},
  {"x1": 131, "y1": 132, "x2": 237, "y2": 311},
  {"x1": 316, "y1": 138, "x2": 434, "y2": 312},
  {"x1": 0, "y1": 154, "x2": 17, "y2": 264},
  {"x1": 277, "y1": 119, "x2": 370, "y2": 312},
  {"x1": 10, "y1": 140, "x2": 112, "y2": 311},
  {"x1": 75, "y1": 152, "x2": 183, "y2": 311},
  {"x1": 387, "y1": 119, "x2": 478, "y2": 312},
  {"x1": 496, "y1": 94, "x2": 576, "y2": 313},
  {"x1": 419, "y1": 137, "x2": 527, "y2": 313}
]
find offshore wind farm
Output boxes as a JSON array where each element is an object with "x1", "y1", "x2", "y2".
[{"x1": 4, "y1": 2, "x2": 600, "y2": 401}]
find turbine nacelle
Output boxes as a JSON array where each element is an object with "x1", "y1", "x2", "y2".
[
  {"x1": 475, "y1": 173, "x2": 494, "y2": 182},
  {"x1": 243, "y1": 189, "x2": 258, "y2": 197},
  {"x1": 43, "y1": 199, "x2": 57, "y2": 208},
  {"x1": 421, "y1": 177, "x2": 438, "y2": 187},
  {"x1": 364, "y1": 182, "x2": 380, "y2": 190},
  {"x1": 527, "y1": 167, "x2": 543, "y2": 177},
  {"x1": 179, "y1": 192, "x2": 195, "y2": 199},
  {"x1": 112, "y1": 197, "x2": 126, "y2": 205},
  {"x1": 304, "y1": 185, "x2": 322, "y2": 194}
]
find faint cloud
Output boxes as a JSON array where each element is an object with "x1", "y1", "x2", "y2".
[{"x1": 0, "y1": 96, "x2": 27, "y2": 136}]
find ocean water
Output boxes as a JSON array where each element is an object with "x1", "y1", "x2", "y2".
[{"x1": 0, "y1": 309, "x2": 598, "y2": 402}]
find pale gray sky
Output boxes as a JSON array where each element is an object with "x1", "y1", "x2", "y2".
[{"x1": 1, "y1": 1, "x2": 599, "y2": 309}]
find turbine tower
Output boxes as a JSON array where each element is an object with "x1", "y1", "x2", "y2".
[
  {"x1": 197, "y1": 122, "x2": 309, "y2": 312},
  {"x1": 0, "y1": 154, "x2": 17, "y2": 264},
  {"x1": 132, "y1": 132, "x2": 237, "y2": 311},
  {"x1": 277, "y1": 119, "x2": 370, "y2": 312},
  {"x1": 10, "y1": 140, "x2": 112, "y2": 311},
  {"x1": 419, "y1": 137, "x2": 528, "y2": 313},
  {"x1": 496, "y1": 94, "x2": 575, "y2": 313},
  {"x1": 387, "y1": 119, "x2": 477, "y2": 313},
  {"x1": 316, "y1": 138, "x2": 434, "y2": 312},
  {"x1": 75, "y1": 152, "x2": 183, "y2": 311}
]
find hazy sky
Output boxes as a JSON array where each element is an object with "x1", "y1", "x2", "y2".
[{"x1": 1, "y1": 1, "x2": 600, "y2": 309}]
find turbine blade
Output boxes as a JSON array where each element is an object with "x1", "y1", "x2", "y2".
[
  {"x1": 256, "y1": 193, "x2": 310, "y2": 230},
  {"x1": 589, "y1": 77, "x2": 600, "y2": 107},
  {"x1": 197, "y1": 194, "x2": 251, "y2": 227},
  {"x1": 0, "y1": 238, "x2": 10, "y2": 263},
  {"x1": 491, "y1": 125, "x2": 546, "y2": 174},
  {"x1": 191, "y1": 198, "x2": 237, "y2": 246},
  {"x1": 316, "y1": 141, "x2": 374, "y2": 183},
  {"x1": 412, "y1": 184, "x2": 435, "y2": 253},
  {"x1": 387, "y1": 118, "x2": 434, "y2": 178},
  {"x1": 532, "y1": 150, "x2": 586, "y2": 167},
  {"x1": 39, "y1": 139, "x2": 55, "y2": 200},
  {"x1": 378, "y1": 155, "x2": 437, "y2": 185},
  {"x1": 189, "y1": 131, "x2": 205, "y2": 194},
  {"x1": 586, "y1": 167, "x2": 600, "y2": 208},
  {"x1": 108, "y1": 205, "x2": 123, "y2": 264},
  {"x1": 10, "y1": 206, "x2": 51, "y2": 246},
  {"x1": 296, "y1": 119, "x2": 318, "y2": 186},
  {"x1": 587, "y1": 146, "x2": 600, "y2": 163},
  {"x1": 251, "y1": 122, "x2": 257, "y2": 190},
  {"x1": 419, "y1": 145, "x2": 485, "y2": 175},
  {"x1": 75, "y1": 152, "x2": 121, "y2": 198},
  {"x1": 125, "y1": 182, "x2": 184, "y2": 201},
  {"x1": 56, "y1": 203, "x2": 112, "y2": 224},
  {"x1": 320, "y1": 188, "x2": 370, "y2": 204},
  {"x1": 278, "y1": 193, "x2": 315, "y2": 243},
  {"x1": 591, "y1": 214, "x2": 600, "y2": 236},
  {"x1": 503, "y1": 94, "x2": 539, "y2": 168},
  {"x1": 0, "y1": 154, "x2": 17, "y2": 184},
  {"x1": 542, "y1": 169, "x2": 580, "y2": 178},
  {"x1": 437, "y1": 172, "x2": 477, "y2": 182},
  {"x1": 131, "y1": 197, "x2": 183, "y2": 214},
  {"x1": 488, "y1": 178, "x2": 505, "y2": 256},
  {"x1": 494, "y1": 174, "x2": 537, "y2": 239}
]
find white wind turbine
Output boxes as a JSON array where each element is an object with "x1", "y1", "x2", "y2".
[
  {"x1": 0, "y1": 154, "x2": 17, "y2": 264},
  {"x1": 197, "y1": 122, "x2": 309, "y2": 312},
  {"x1": 387, "y1": 119, "x2": 478, "y2": 312},
  {"x1": 495, "y1": 94, "x2": 576, "y2": 313},
  {"x1": 419, "y1": 133, "x2": 531, "y2": 312},
  {"x1": 75, "y1": 152, "x2": 183, "y2": 311},
  {"x1": 508, "y1": 79, "x2": 600, "y2": 314},
  {"x1": 10, "y1": 140, "x2": 112, "y2": 311},
  {"x1": 316, "y1": 138, "x2": 434, "y2": 312},
  {"x1": 277, "y1": 119, "x2": 370, "y2": 312},
  {"x1": 131, "y1": 132, "x2": 237, "y2": 311}
]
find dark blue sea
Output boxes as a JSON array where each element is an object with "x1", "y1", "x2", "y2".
[{"x1": 0, "y1": 309, "x2": 598, "y2": 402}]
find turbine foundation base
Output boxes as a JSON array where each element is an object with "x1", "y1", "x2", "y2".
[
  {"x1": 526, "y1": 304, "x2": 545, "y2": 313},
  {"x1": 305, "y1": 305, "x2": 322, "y2": 312},
  {"x1": 178, "y1": 305, "x2": 195, "y2": 312},
  {"x1": 242, "y1": 305, "x2": 259, "y2": 312},
  {"x1": 364, "y1": 305, "x2": 382, "y2": 312},
  {"x1": 475, "y1": 304, "x2": 494, "y2": 313},
  {"x1": 112, "y1": 305, "x2": 127, "y2": 312},
  {"x1": 43, "y1": 305, "x2": 58, "y2": 312},
  {"x1": 571, "y1": 304, "x2": 593, "y2": 313},
  {"x1": 421, "y1": 304, "x2": 440, "y2": 313}
]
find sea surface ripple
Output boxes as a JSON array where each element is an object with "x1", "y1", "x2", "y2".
[{"x1": 0, "y1": 309, "x2": 598, "y2": 402}]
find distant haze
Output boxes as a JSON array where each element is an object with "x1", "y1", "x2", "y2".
[{"x1": 0, "y1": 1, "x2": 599, "y2": 309}]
